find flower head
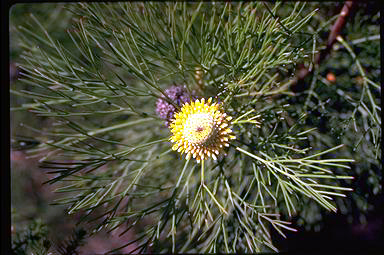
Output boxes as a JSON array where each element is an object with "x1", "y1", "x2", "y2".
[
  {"x1": 155, "y1": 85, "x2": 196, "y2": 126},
  {"x1": 170, "y1": 98, "x2": 236, "y2": 162}
]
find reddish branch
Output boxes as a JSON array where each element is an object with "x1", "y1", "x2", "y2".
[{"x1": 290, "y1": 1, "x2": 356, "y2": 92}]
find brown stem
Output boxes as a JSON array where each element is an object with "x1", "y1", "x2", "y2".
[{"x1": 290, "y1": 1, "x2": 356, "y2": 93}]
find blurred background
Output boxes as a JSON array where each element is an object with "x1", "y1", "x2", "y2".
[{"x1": 10, "y1": 2, "x2": 382, "y2": 254}]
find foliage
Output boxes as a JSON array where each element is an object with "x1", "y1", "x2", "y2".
[
  {"x1": 11, "y1": 216, "x2": 87, "y2": 255},
  {"x1": 10, "y1": 2, "x2": 380, "y2": 253},
  {"x1": 288, "y1": 2, "x2": 381, "y2": 228},
  {"x1": 12, "y1": 219, "x2": 51, "y2": 255}
]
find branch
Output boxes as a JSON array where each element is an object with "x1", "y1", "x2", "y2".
[{"x1": 290, "y1": 1, "x2": 356, "y2": 93}]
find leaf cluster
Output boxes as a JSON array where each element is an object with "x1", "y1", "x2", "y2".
[{"x1": 10, "y1": 2, "x2": 374, "y2": 253}]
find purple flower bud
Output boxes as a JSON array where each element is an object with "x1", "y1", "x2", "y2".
[{"x1": 156, "y1": 85, "x2": 196, "y2": 126}]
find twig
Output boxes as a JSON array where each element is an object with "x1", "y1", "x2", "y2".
[{"x1": 290, "y1": 1, "x2": 355, "y2": 93}]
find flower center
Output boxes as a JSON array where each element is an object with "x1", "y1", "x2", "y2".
[{"x1": 183, "y1": 113, "x2": 216, "y2": 145}]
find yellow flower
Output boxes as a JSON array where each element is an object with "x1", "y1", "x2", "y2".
[{"x1": 170, "y1": 98, "x2": 236, "y2": 162}]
